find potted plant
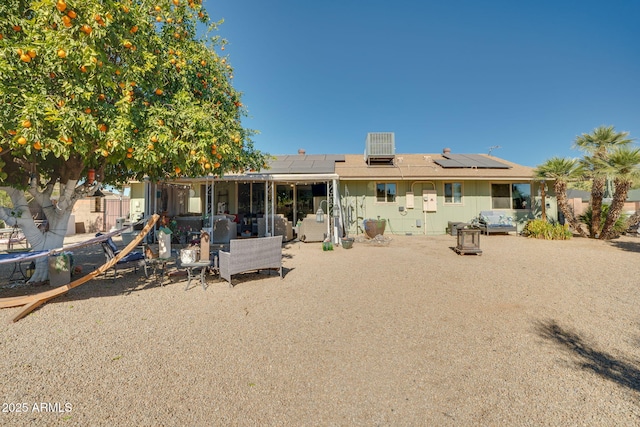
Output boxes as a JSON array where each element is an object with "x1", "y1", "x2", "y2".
[
  {"x1": 48, "y1": 252, "x2": 73, "y2": 286},
  {"x1": 363, "y1": 217, "x2": 386, "y2": 239}
]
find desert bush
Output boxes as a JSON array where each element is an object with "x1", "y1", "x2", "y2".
[{"x1": 522, "y1": 219, "x2": 572, "y2": 240}]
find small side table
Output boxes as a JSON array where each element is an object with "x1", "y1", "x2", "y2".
[{"x1": 181, "y1": 260, "x2": 212, "y2": 291}]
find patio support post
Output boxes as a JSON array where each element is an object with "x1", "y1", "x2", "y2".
[{"x1": 332, "y1": 178, "x2": 340, "y2": 244}]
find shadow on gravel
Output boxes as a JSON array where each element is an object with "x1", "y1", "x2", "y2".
[
  {"x1": 607, "y1": 239, "x2": 640, "y2": 253},
  {"x1": 536, "y1": 319, "x2": 640, "y2": 394}
]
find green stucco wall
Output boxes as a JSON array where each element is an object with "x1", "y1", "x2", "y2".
[{"x1": 340, "y1": 180, "x2": 555, "y2": 236}]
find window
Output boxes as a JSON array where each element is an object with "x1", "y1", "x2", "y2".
[
  {"x1": 511, "y1": 183, "x2": 531, "y2": 210},
  {"x1": 444, "y1": 182, "x2": 463, "y2": 204},
  {"x1": 376, "y1": 183, "x2": 396, "y2": 203},
  {"x1": 491, "y1": 183, "x2": 531, "y2": 210}
]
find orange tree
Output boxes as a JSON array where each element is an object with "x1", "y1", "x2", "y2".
[{"x1": 0, "y1": 0, "x2": 266, "y2": 282}]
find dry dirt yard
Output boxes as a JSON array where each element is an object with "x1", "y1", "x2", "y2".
[{"x1": 0, "y1": 233, "x2": 639, "y2": 426}]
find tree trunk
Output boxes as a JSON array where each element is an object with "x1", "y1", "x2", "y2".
[
  {"x1": 589, "y1": 177, "x2": 605, "y2": 237},
  {"x1": 0, "y1": 186, "x2": 75, "y2": 284},
  {"x1": 627, "y1": 212, "x2": 640, "y2": 229},
  {"x1": 599, "y1": 179, "x2": 631, "y2": 240},
  {"x1": 555, "y1": 181, "x2": 588, "y2": 237}
]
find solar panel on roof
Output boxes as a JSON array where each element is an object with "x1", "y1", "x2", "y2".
[{"x1": 434, "y1": 154, "x2": 510, "y2": 169}]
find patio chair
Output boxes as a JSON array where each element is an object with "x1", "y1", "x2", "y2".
[{"x1": 96, "y1": 233, "x2": 145, "y2": 279}]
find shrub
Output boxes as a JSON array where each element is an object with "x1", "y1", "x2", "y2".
[
  {"x1": 579, "y1": 204, "x2": 628, "y2": 238},
  {"x1": 522, "y1": 219, "x2": 572, "y2": 240}
]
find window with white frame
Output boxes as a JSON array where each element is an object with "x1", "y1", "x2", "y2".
[
  {"x1": 491, "y1": 183, "x2": 531, "y2": 210},
  {"x1": 444, "y1": 182, "x2": 463, "y2": 204},
  {"x1": 376, "y1": 183, "x2": 396, "y2": 203}
]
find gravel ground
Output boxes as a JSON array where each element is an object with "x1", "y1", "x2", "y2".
[{"x1": 0, "y1": 232, "x2": 639, "y2": 426}]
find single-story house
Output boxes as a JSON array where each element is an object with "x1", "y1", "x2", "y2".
[{"x1": 129, "y1": 133, "x2": 551, "y2": 241}]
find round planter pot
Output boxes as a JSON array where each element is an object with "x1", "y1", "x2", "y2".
[
  {"x1": 364, "y1": 219, "x2": 386, "y2": 239},
  {"x1": 341, "y1": 237, "x2": 354, "y2": 249}
]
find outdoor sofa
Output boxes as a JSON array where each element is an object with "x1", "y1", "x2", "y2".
[
  {"x1": 477, "y1": 210, "x2": 517, "y2": 235},
  {"x1": 218, "y1": 235, "x2": 283, "y2": 286}
]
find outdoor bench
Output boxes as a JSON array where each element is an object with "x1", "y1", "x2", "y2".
[{"x1": 219, "y1": 235, "x2": 283, "y2": 286}]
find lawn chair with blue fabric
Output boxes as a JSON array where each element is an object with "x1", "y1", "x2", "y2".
[{"x1": 96, "y1": 233, "x2": 145, "y2": 279}]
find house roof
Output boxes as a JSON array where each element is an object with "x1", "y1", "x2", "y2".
[
  {"x1": 165, "y1": 152, "x2": 533, "y2": 184},
  {"x1": 335, "y1": 153, "x2": 534, "y2": 181}
]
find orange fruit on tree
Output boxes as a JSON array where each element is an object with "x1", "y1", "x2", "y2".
[
  {"x1": 150, "y1": 135, "x2": 158, "y2": 143},
  {"x1": 155, "y1": 88, "x2": 163, "y2": 95},
  {"x1": 13, "y1": 25, "x2": 21, "y2": 32},
  {"x1": 57, "y1": 49, "x2": 66, "y2": 58},
  {"x1": 62, "y1": 15, "x2": 71, "y2": 25},
  {"x1": 148, "y1": 144, "x2": 154, "y2": 150},
  {"x1": 204, "y1": 163, "x2": 211, "y2": 169},
  {"x1": 17, "y1": 137, "x2": 27, "y2": 145},
  {"x1": 67, "y1": 10, "x2": 77, "y2": 19},
  {"x1": 126, "y1": 153, "x2": 132, "y2": 158},
  {"x1": 173, "y1": 0, "x2": 180, "y2": 6},
  {"x1": 98, "y1": 124, "x2": 107, "y2": 132},
  {"x1": 214, "y1": 162, "x2": 220, "y2": 168},
  {"x1": 130, "y1": 25, "x2": 138, "y2": 33},
  {"x1": 155, "y1": 5, "x2": 161, "y2": 11},
  {"x1": 102, "y1": 149, "x2": 109, "y2": 157},
  {"x1": 156, "y1": 16, "x2": 163, "y2": 22},
  {"x1": 123, "y1": 41, "x2": 132, "y2": 49},
  {"x1": 200, "y1": 60, "x2": 206, "y2": 66},
  {"x1": 84, "y1": 108, "x2": 91, "y2": 114},
  {"x1": 98, "y1": 93, "x2": 105, "y2": 101},
  {"x1": 28, "y1": 50, "x2": 36, "y2": 58},
  {"x1": 127, "y1": 147, "x2": 133, "y2": 152},
  {"x1": 80, "y1": 25, "x2": 92, "y2": 34},
  {"x1": 174, "y1": 166, "x2": 181, "y2": 174},
  {"x1": 8, "y1": 130, "x2": 17, "y2": 135},
  {"x1": 80, "y1": 65, "x2": 87, "y2": 72},
  {"x1": 158, "y1": 119, "x2": 164, "y2": 125},
  {"x1": 22, "y1": 120, "x2": 32, "y2": 128},
  {"x1": 56, "y1": 0, "x2": 67, "y2": 12},
  {"x1": 33, "y1": 141, "x2": 42, "y2": 150},
  {"x1": 20, "y1": 53, "x2": 31, "y2": 62}
]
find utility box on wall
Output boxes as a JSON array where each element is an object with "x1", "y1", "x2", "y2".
[
  {"x1": 422, "y1": 190, "x2": 437, "y2": 212},
  {"x1": 406, "y1": 192, "x2": 414, "y2": 209}
]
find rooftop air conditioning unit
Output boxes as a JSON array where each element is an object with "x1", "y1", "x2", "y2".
[{"x1": 365, "y1": 132, "x2": 395, "y2": 165}]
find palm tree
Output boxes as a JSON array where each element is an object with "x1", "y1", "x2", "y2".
[
  {"x1": 599, "y1": 147, "x2": 640, "y2": 239},
  {"x1": 574, "y1": 125, "x2": 633, "y2": 237},
  {"x1": 534, "y1": 157, "x2": 588, "y2": 237}
]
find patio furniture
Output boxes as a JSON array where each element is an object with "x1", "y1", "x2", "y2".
[
  {"x1": 179, "y1": 259, "x2": 212, "y2": 291},
  {"x1": 298, "y1": 214, "x2": 326, "y2": 242},
  {"x1": 257, "y1": 215, "x2": 293, "y2": 241},
  {"x1": 97, "y1": 233, "x2": 145, "y2": 279},
  {"x1": 0, "y1": 227, "x2": 29, "y2": 250},
  {"x1": 211, "y1": 215, "x2": 237, "y2": 244},
  {"x1": 219, "y1": 235, "x2": 283, "y2": 286},
  {"x1": 454, "y1": 223, "x2": 482, "y2": 255},
  {"x1": 477, "y1": 210, "x2": 517, "y2": 235}
]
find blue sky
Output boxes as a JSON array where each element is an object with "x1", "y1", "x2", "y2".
[{"x1": 204, "y1": 0, "x2": 640, "y2": 167}]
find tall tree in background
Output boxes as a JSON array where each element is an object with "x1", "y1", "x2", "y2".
[
  {"x1": 0, "y1": 0, "x2": 267, "y2": 282},
  {"x1": 598, "y1": 147, "x2": 640, "y2": 239},
  {"x1": 574, "y1": 125, "x2": 632, "y2": 237},
  {"x1": 534, "y1": 157, "x2": 588, "y2": 237}
]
